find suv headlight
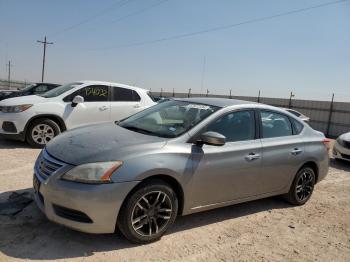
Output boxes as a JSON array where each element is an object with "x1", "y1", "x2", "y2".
[
  {"x1": 1, "y1": 104, "x2": 33, "y2": 113},
  {"x1": 61, "y1": 161, "x2": 123, "y2": 184}
]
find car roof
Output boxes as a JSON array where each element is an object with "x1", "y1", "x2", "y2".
[
  {"x1": 34, "y1": 82, "x2": 60, "y2": 86},
  {"x1": 175, "y1": 97, "x2": 257, "y2": 108},
  {"x1": 79, "y1": 80, "x2": 149, "y2": 92}
]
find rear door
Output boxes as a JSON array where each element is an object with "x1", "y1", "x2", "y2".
[
  {"x1": 110, "y1": 86, "x2": 142, "y2": 120},
  {"x1": 63, "y1": 85, "x2": 111, "y2": 129},
  {"x1": 258, "y1": 110, "x2": 305, "y2": 193}
]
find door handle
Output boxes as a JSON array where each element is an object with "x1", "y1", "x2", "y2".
[
  {"x1": 245, "y1": 153, "x2": 260, "y2": 161},
  {"x1": 291, "y1": 148, "x2": 303, "y2": 155},
  {"x1": 99, "y1": 106, "x2": 108, "y2": 111}
]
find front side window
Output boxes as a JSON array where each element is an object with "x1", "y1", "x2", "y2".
[
  {"x1": 112, "y1": 87, "x2": 140, "y2": 102},
  {"x1": 64, "y1": 85, "x2": 109, "y2": 102},
  {"x1": 260, "y1": 111, "x2": 293, "y2": 138},
  {"x1": 119, "y1": 100, "x2": 219, "y2": 138},
  {"x1": 206, "y1": 111, "x2": 255, "y2": 142}
]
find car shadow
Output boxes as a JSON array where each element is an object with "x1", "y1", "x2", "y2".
[
  {"x1": 0, "y1": 137, "x2": 32, "y2": 149},
  {"x1": 330, "y1": 158, "x2": 350, "y2": 172},
  {"x1": 0, "y1": 188, "x2": 291, "y2": 260}
]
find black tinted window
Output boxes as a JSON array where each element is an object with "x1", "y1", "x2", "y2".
[
  {"x1": 206, "y1": 111, "x2": 255, "y2": 142},
  {"x1": 260, "y1": 111, "x2": 293, "y2": 138},
  {"x1": 112, "y1": 87, "x2": 140, "y2": 102},
  {"x1": 64, "y1": 85, "x2": 109, "y2": 102}
]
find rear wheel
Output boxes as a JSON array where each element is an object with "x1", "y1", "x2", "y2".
[
  {"x1": 118, "y1": 180, "x2": 178, "y2": 244},
  {"x1": 26, "y1": 119, "x2": 61, "y2": 148},
  {"x1": 285, "y1": 167, "x2": 316, "y2": 205}
]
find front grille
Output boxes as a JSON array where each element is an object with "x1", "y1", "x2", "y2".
[
  {"x1": 35, "y1": 149, "x2": 66, "y2": 180},
  {"x1": 53, "y1": 204, "x2": 93, "y2": 223}
]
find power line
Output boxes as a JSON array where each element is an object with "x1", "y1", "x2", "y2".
[
  {"x1": 90, "y1": 0, "x2": 348, "y2": 51},
  {"x1": 49, "y1": 0, "x2": 136, "y2": 38},
  {"x1": 108, "y1": 0, "x2": 170, "y2": 25}
]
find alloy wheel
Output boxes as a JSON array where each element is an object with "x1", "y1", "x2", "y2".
[
  {"x1": 31, "y1": 124, "x2": 55, "y2": 145},
  {"x1": 131, "y1": 191, "x2": 173, "y2": 237},
  {"x1": 295, "y1": 170, "x2": 314, "y2": 201}
]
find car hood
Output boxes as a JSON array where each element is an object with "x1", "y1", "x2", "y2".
[
  {"x1": 0, "y1": 95, "x2": 46, "y2": 105},
  {"x1": 340, "y1": 132, "x2": 350, "y2": 142},
  {"x1": 46, "y1": 122, "x2": 168, "y2": 165}
]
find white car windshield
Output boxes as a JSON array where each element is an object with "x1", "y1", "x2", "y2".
[
  {"x1": 40, "y1": 82, "x2": 83, "y2": 98},
  {"x1": 119, "y1": 100, "x2": 219, "y2": 138}
]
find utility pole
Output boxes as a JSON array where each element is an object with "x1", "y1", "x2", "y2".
[
  {"x1": 200, "y1": 56, "x2": 206, "y2": 96},
  {"x1": 206, "y1": 89, "x2": 209, "y2": 97},
  {"x1": 188, "y1": 88, "x2": 191, "y2": 98},
  {"x1": 172, "y1": 88, "x2": 175, "y2": 97},
  {"x1": 37, "y1": 36, "x2": 53, "y2": 82},
  {"x1": 6, "y1": 61, "x2": 12, "y2": 89},
  {"x1": 257, "y1": 90, "x2": 261, "y2": 103},
  {"x1": 229, "y1": 89, "x2": 232, "y2": 99},
  {"x1": 288, "y1": 91, "x2": 295, "y2": 108}
]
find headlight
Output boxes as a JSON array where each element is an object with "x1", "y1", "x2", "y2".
[
  {"x1": 61, "y1": 161, "x2": 123, "y2": 184},
  {"x1": 1, "y1": 104, "x2": 33, "y2": 113},
  {"x1": 336, "y1": 137, "x2": 344, "y2": 147}
]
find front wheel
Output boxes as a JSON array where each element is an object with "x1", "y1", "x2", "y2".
[
  {"x1": 117, "y1": 180, "x2": 178, "y2": 244},
  {"x1": 26, "y1": 119, "x2": 61, "y2": 148},
  {"x1": 284, "y1": 167, "x2": 316, "y2": 205}
]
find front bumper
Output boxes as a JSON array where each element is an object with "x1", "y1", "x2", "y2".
[
  {"x1": 333, "y1": 141, "x2": 350, "y2": 162},
  {"x1": 0, "y1": 111, "x2": 31, "y2": 140},
  {"x1": 33, "y1": 165, "x2": 140, "y2": 234}
]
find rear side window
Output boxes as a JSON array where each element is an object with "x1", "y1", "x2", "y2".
[
  {"x1": 206, "y1": 110, "x2": 255, "y2": 142},
  {"x1": 63, "y1": 85, "x2": 109, "y2": 102},
  {"x1": 112, "y1": 87, "x2": 140, "y2": 102},
  {"x1": 260, "y1": 111, "x2": 293, "y2": 138}
]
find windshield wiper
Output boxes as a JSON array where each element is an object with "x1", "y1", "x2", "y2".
[{"x1": 121, "y1": 125, "x2": 160, "y2": 136}]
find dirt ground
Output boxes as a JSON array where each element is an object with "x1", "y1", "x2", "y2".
[{"x1": 0, "y1": 138, "x2": 349, "y2": 262}]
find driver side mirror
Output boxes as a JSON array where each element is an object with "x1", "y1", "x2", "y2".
[
  {"x1": 199, "y1": 131, "x2": 226, "y2": 146},
  {"x1": 71, "y1": 95, "x2": 84, "y2": 107}
]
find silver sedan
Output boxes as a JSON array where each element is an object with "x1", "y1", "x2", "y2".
[{"x1": 33, "y1": 98, "x2": 329, "y2": 243}]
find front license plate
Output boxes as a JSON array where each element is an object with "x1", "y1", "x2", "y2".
[{"x1": 33, "y1": 175, "x2": 41, "y2": 193}]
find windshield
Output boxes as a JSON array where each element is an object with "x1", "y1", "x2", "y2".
[
  {"x1": 119, "y1": 100, "x2": 220, "y2": 138},
  {"x1": 40, "y1": 82, "x2": 83, "y2": 98},
  {"x1": 19, "y1": 84, "x2": 36, "y2": 92}
]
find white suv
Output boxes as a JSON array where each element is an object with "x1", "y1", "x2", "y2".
[{"x1": 0, "y1": 81, "x2": 156, "y2": 147}]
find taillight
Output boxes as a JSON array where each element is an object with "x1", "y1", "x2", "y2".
[{"x1": 323, "y1": 138, "x2": 331, "y2": 151}]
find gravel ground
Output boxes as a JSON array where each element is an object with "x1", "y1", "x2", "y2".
[{"x1": 0, "y1": 138, "x2": 349, "y2": 262}]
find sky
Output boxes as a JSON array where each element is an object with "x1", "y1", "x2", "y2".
[{"x1": 0, "y1": 0, "x2": 349, "y2": 101}]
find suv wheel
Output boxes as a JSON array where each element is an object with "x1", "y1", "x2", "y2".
[
  {"x1": 118, "y1": 179, "x2": 178, "y2": 244},
  {"x1": 285, "y1": 167, "x2": 316, "y2": 205},
  {"x1": 26, "y1": 119, "x2": 61, "y2": 148}
]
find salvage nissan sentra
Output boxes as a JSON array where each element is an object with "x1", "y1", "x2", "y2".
[{"x1": 33, "y1": 98, "x2": 329, "y2": 243}]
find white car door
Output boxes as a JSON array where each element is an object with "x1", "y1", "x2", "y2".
[
  {"x1": 62, "y1": 85, "x2": 111, "y2": 129},
  {"x1": 110, "y1": 86, "x2": 143, "y2": 121}
]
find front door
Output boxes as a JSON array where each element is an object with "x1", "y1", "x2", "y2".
[
  {"x1": 190, "y1": 110, "x2": 263, "y2": 208},
  {"x1": 63, "y1": 85, "x2": 111, "y2": 129}
]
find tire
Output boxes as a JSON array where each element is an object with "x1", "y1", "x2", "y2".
[
  {"x1": 284, "y1": 167, "x2": 316, "y2": 205},
  {"x1": 118, "y1": 179, "x2": 178, "y2": 244},
  {"x1": 26, "y1": 119, "x2": 61, "y2": 148}
]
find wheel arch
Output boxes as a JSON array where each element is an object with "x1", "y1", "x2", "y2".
[{"x1": 24, "y1": 114, "x2": 67, "y2": 136}]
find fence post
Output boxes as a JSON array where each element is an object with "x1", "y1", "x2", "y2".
[
  {"x1": 326, "y1": 93, "x2": 334, "y2": 138},
  {"x1": 188, "y1": 88, "x2": 191, "y2": 98},
  {"x1": 257, "y1": 90, "x2": 260, "y2": 103},
  {"x1": 229, "y1": 89, "x2": 232, "y2": 99},
  {"x1": 172, "y1": 88, "x2": 175, "y2": 97}
]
